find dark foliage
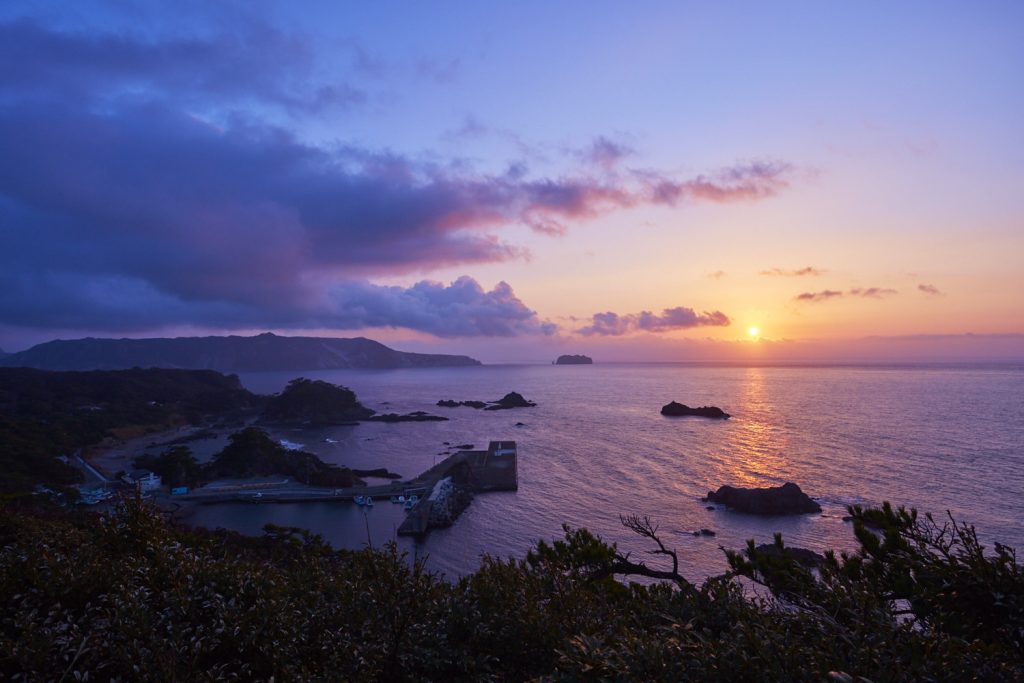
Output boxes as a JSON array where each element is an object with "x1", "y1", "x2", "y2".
[
  {"x1": 0, "y1": 368, "x2": 260, "y2": 493},
  {"x1": 0, "y1": 498, "x2": 1020, "y2": 681},
  {"x1": 135, "y1": 446, "x2": 204, "y2": 488},
  {"x1": 262, "y1": 377, "x2": 375, "y2": 425},
  {"x1": 206, "y1": 427, "x2": 359, "y2": 487}
]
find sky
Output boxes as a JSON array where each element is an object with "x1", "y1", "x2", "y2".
[{"x1": 1, "y1": 1, "x2": 1022, "y2": 361}]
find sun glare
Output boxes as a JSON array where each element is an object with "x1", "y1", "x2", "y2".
[{"x1": 748, "y1": 326, "x2": 760, "y2": 338}]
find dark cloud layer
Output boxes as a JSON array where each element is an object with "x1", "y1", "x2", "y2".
[
  {"x1": 577, "y1": 307, "x2": 731, "y2": 336},
  {"x1": 0, "y1": 15, "x2": 793, "y2": 338},
  {"x1": 0, "y1": 17, "x2": 364, "y2": 114}
]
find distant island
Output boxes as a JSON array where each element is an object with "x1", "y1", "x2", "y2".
[
  {"x1": 554, "y1": 354, "x2": 593, "y2": 365},
  {"x1": 0, "y1": 332, "x2": 481, "y2": 371}
]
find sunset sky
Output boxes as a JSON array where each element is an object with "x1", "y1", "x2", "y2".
[{"x1": 1, "y1": 1, "x2": 1022, "y2": 361}]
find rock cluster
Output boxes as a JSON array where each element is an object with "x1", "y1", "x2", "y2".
[
  {"x1": 661, "y1": 401, "x2": 730, "y2": 419},
  {"x1": 366, "y1": 411, "x2": 448, "y2": 423},
  {"x1": 426, "y1": 477, "x2": 474, "y2": 528},
  {"x1": 436, "y1": 392, "x2": 537, "y2": 411},
  {"x1": 705, "y1": 482, "x2": 821, "y2": 515}
]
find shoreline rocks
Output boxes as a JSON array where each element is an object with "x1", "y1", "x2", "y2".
[
  {"x1": 350, "y1": 467, "x2": 402, "y2": 479},
  {"x1": 705, "y1": 482, "x2": 821, "y2": 515},
  {"x1": 661, "y1": 401, "x2": 730, "y2": 419},
  {"x1": 365, "y1": 412, "x2": 448, "y2": 423},
  {"x1": 753, "y1": 543, "x2": 826, "y2": 567}
]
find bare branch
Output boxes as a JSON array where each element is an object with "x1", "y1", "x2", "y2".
[{"x1": 611, "y1": 514, "x2": 693, "y2": 592}]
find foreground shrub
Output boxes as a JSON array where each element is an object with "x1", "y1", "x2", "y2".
[{"x1": 0, "y1": 498, "x2": 1020, "y2": 681}]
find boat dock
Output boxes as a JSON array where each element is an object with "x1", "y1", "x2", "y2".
[{"x1": 177, "y1": 442, "x2": 518, "y2": 534}]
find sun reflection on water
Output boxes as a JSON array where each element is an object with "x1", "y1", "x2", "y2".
[{"x1": 714, "y1": 367, "x2": 791, "y2": 488}]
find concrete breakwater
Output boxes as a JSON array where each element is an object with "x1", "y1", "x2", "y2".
[{"x1": 398, "y1": 441, "x2": 518, "y2": 537}]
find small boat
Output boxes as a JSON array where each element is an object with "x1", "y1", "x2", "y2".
[
  {"x1": 365, "y1": 496, "x2": 374, "y2": 507},
  {"x1": 354, "y1": 495, "x2": 366, "y2": 505}
]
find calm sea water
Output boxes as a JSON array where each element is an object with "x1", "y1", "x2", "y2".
[{"x1": 190, "y1": 363, "x2": 1024, "y2": 582}]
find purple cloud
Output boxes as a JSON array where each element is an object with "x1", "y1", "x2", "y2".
[
  {"x1": 580, "y1": 136, "x2": 635, "y2": 169},
  {"x1": 0, "y1": 13, "x2": 796, "y2": 338},
  {"x1": 850, "y1": 287, "x2": 899, "y2": 299},
  {"x1": 0, "y1": 269, "x2": 552, "y2": 338},
  {"x1": 645, "y1": 161, "x2": 793, "y2": 204},
  {"x1": 918, "y1": 283, "x2": 944, "y2": 296},
  {"x1": 795, "y1": 288, "x2": 898, "y2": 303},
  {"x1": 761, "y1": 266, "x2": 826, "y2": 277},
  {"x1": 577, "y1": 307, "x2": 731, "y2": 336},
  {"x1": 326, "y1": 277, "x2": 555, "y2": 337},
  {"x1": 795, "y1": 290, "x2": 845, "y2": 302}
]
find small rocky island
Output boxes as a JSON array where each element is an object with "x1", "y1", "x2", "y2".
[
  {"x1": 661, "y1": 401, "x2": 730, "y2": 419},
  {"x1": 263, "y1": 378, "x2": 446, "y2": 424},
  {"x1": 437, "y1": 392, "x2": 537, "y2": 411},
  {"x1": 555, "y1": 354, "x2": 593, "y2": 365},
  {"x1": 705, "y1": 482, "x2": 822, "y2": 515}
]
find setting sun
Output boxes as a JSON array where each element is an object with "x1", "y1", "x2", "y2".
[{"x1": 748, "y1": 326, "x2": 760, "y2": 338}]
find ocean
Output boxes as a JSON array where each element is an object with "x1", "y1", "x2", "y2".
[{"x1": 189, "y1": 362, "x2": 1024, "y2": 582}]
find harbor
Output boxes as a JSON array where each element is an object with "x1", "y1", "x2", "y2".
[{"x1": 175, "y1": 441, "x2": 519, "y2": 538}]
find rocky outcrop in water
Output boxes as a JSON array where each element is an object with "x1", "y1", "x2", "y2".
[
  {"x1": 437, "y1": 392, "x2": 537, "y2": 411},
  {"x1": 437, "y1": 399, "x2": 487, "y2": 409},
  {"x1": 753, "y1": 543, "x2": 826, "y2": 567},
  {"x1": 484, "y1": 392, "x2": 536, "y2": 410},
  {"x1": 366, "y1": 411, "x2": 448, "y2": 423},
  {"x1": 705, "y1": 482, "x2": 821, "y2": 515},
  {"x1": 661, "y1": 401, "x2": 730, "y2": 419}
]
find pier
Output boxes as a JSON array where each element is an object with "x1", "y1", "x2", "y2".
[{"x1": 177, "y1": 441, "x2": 518, "y2": 538}]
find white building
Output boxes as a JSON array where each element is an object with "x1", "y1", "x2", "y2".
[{"x1": 122, "y1": 469, "x2": 162, "y2": 492}]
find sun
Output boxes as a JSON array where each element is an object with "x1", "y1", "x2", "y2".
[{"x1": 747, "y1": 326, "x2": 760, "y2": 338}]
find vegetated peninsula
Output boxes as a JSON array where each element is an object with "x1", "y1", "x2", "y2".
[
  {"x1": 0, "y1": 368, "x2": 428, "y2": 494},
  {"x1": 555, "y1": 354, "x2": 593, "y2": 365},
  {"x1": 0, "y1": 332, "x2": 481, "y2": 371},
  {"x1": 0, "y1": 367, "x2": 262, "y2": 493},
  {"x1": 262, "y1": 378, "x2": 375, "y2": 426}
]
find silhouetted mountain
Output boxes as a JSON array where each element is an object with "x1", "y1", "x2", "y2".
[{"x1": 0, "y1": 333, "x2": 482, "y2": 371}]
